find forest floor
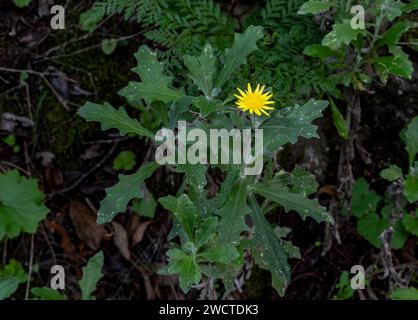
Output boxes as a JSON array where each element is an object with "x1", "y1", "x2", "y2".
[{"x1": 0, "y1": 0, "x2": 417, "y2": 300}]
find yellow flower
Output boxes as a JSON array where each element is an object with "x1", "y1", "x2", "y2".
[{"x1": 234, "y1": 83, "x2": 275, "y2": 116}]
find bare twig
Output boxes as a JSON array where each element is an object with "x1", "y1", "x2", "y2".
[
  {"x1": 48, "y1": 142, "x2": 118, "y2": 197},
  {"x1": 2, "y1": 237, "x2": 7, "y2": 266},
  {"x1": 0, "y1": 67, "x2": 69, "y2": 110},
  {"x1": 378, "y1": 184, "x2": 407, "y2": 287},
  {"x1": 43, "y1": 31, "x2": 143, "y2": 62},
  {"x1": 25, "y1": 235, "x2": 35, "y2": 300},
  {"x1": 40, "y1": 223, "x2": 57, "y2": 267},
  {"x1": 40, "y1": 74, "x2": 69, "y2": 110}
]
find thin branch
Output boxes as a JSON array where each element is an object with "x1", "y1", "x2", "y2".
[
  {"x1": 48, "y1": 142, "x2": 119, "y2": 197},
  {"x1": 25, "y1": 235, "x2": 35, "y2": 300}
]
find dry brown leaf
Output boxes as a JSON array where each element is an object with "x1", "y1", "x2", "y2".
[
  {"x1": 44, "y1": 219, "x2": 75, "y2": 256},
  {"x1": 69, "y1": 200, "x2": 107, "y2": 250},
  {"x1": 132, "y1": 221, "x2": 153, "y2": 246},
  {"x1": 318, "y1": 185, "x2": 337, "y2": 198},
  {"x1": 112, "y1": 222, "x2": 131, "y2": 260},
  {"x1": 44, "y1": 167, "x2": 64, "y2": 188}
]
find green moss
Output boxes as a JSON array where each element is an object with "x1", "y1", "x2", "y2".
[
  {"x1": 242, "y1": 265, "x2": 271, "y2": 299},
  {"x1": 1, "y1": 3, "x2": 138, "y2": 165},
  {"x1": 39, "y1": 95, "x2": 94, "y2": 166},
  {"x1": 33, "y1": 24, "x2": 137, "y2": 164}
]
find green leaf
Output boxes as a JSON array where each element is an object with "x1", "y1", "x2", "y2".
[
  {"x1": 298, "y1": 1, "x2": 335, "y2": 15},
  {"x1": 132, "y1": 187, "x2": 157, "y2": 218},
  {"x1": 380, "y1": 165, "x2": 404, "y2": 181},
  {"x1": 391, "y1": 287, "x2": 418, "y2": 300},
  {"x1": 275, "y1": 227, "x2": 301, "y2": 259},
  {"x1": 0, "y1": 277, "x2": 22, "y2": 300},
  {"x1": 254, "y1": 168, "x2": 319, "y2": 201},
  {"x1": 0, "y1": 260, "x2": 26, "y2": 281},
  {"x1": 404, "y1": 116, "x2": 418, "y2": 166},
  {"x1": 198, "y1": 245, "x2": 239, "y2": 264},
  {"x1": 381, "y1": 0, "x2": 404, "y2": 21},
  {"x1": 98, "y1": 162, "x2": 159, "y2": 224},
  {"x1": 77, "y1": 102, "x2": 154, "y2": 139},
  {"x1": 377, "y1": 21, "x2": 410, "y2": 48},
  {"x1": 402, "y1": 213, "x2": 418, "y2": 236},
  {"x1": 333, "y1": 271, "x2": 354, "y2": 300},
  {"x1": 3, "y1": 135, "x2": 17, "y2": 147},
  {"x1": 101, "y1": 39, "x2": 117, "y2": 55},
  {"x1": 176, "y1": 164, "x2": 207, "y2": 194},
  {"x1": 404, "y1": 163, "x2": 418, "y2": 203},
  {"x1": 248, "y1": 197, "x2": 290, "y2": 296},
  {"x1": 113, "y1": 151, "x2": 136, "y2": 171},
  {"x1": 119, "y1": 46, "x2": 182, "y2": 104},
  {"x1": 31, "y1": 287, "x2": 67, "y2": 300},
  {"x1": 165, "y1": 249, "x2": 201, "y2": 293},
  {"x1": 184, "y1": 43, "x2": 216, "y2": 97},
  {"x1": 195, "y1": 217, "x2": 218, "y2": 248},
  {"x1": 0, "y1": 170, "x2": 49, "y2": 240},
  {"x1": 192, "y1": 97, "x2": 222, "y2": 117},
  {"x1": 303, "y1": 44, "x2": 341, "y2": 60},
  {"x1": 216, "y1": 179, "x2": 251, "y2": 245},
  {"x1": 79, "y1": 5, "x2": 105, "y2": 31},
  {"x1": 329, "y1": 98, "x2": 348, "y2": 139},
  {"x1": 251, "y1": 179, "x2": 333, "y2": 224},
  {"x1": 79, "y1": 251, "x2": 104, "y2": 300},
  {"x1": 158, "y1": 195, "x2": 178, "y2": 213},
  {"x1": 403, "y1": 0, "x2": 418, "y2": 13},
  {"x1": 375, "y1": 46, "x2": 413, "y2": 79},
  {"x1": 282, "y1": 240, "x2": 301, "y2": 259},
  {"x1": 215, "y1": 25, "x2": 264, "y2": 88},
  {"x1": 351, "y1": 178, "x2": 381, "y2": 218},
  {"x1": 357, "y1": 212, "x2": 406, "y2": 249},
  {"x1": 390, "y1": 221, "x2": 408, "y2": 249},
  {"x1": 322, "y1": 20, "x2": 365, "y2": 50},
  {"x1": 261, "y1": 99, "x2": 328, "y2": 157},
  {"x1": 174, "y1": 195, "x2": 199, "y2": 242},
  {"x1": 274, "y1": 226, "x2": 291, "y2": 239},
  {"x1": 287, "y1": 167, "x2": 319, "y2": 195},
  {"x1": 13, "y1": 0, "x2": 31, "y2": 8},
  {"x1": 0, "y1": 260, "x2": 27, "y2": 300},
  {"x1": 215, "y1": 167, "x2": 239, "y2": 209},
  {"x1": 357, "y1": 213, "x2": 386, "y2": 248}
]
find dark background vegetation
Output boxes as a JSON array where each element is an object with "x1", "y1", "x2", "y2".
[{"x1": 0, "y1": 0, "x2": 417, "y2": 300}]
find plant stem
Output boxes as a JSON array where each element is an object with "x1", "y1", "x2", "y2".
[{"x1": 25, "y1": 234, "x2": 35, "y2": 300}]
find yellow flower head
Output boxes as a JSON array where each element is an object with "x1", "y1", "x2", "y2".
[{"x1": 234, "y1": 83, "x2": 275, "y2": 116}]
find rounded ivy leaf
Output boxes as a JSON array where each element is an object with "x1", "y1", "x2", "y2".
[
  {"x1": 101, "y1": 39, "x2": 118, "y2": 55},
  {"x1": 112, "y1": 151, "x2": 136, "y2": 171},
  {"x1": 14, "y1": 0, "x2": 32, "y2": 8},
  {"x1": 0, "y1": 170, "x2": 49, "y2": 240}
]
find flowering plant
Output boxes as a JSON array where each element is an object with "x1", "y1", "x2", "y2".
[{"x1": 78, "y1": 25, "x2": 332, "y2": 296}]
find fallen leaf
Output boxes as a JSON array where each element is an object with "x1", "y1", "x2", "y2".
[
  {"x1": 44, "y1": 167, "x2": 64, "y2": 188},
  {"x1": 44, "y1": 219, "x2": 75, "y2": 256},
  {"x1": 80, "y1": 144, "x2": 101, "y2": 161},
  {"x1": 51, "y1": 73, "x2": 69, "y2": 101},
  {"x1": 69, "y1": 83, "x2": 92, "y2": 97},
  {"x1": 69, "y1": 200, "x2": 108, "y2": 250},
  {"x1": 111, "y1": 222, "x2": 131, "y2": 260},
  {"x1": 1, "y1": 112, "x2": 33, "y2": 131},
  {"x1": 18, "y1": 26, "x2": 50, "y2": 48},
  {"x1": 318, "y1": 185, "x2": 337, "y2": 198},
  {"x1": 35, "y1": 151, "x2": 55, "y2": 167},
  {"x1": 132, "y1": 220, "x2": 153, "y2": 245},
  {"x1": 38, "y1": 0, "x2": 53, "y2": 17}
]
